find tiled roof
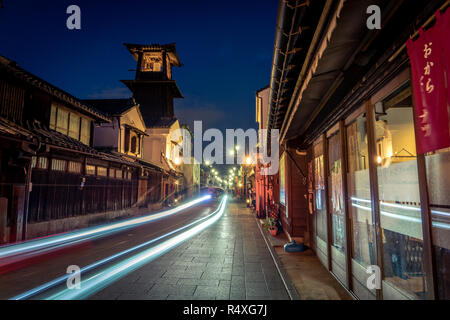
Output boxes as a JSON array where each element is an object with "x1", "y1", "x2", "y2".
[
  {"x1": 82, "y1": 98, "x2": 136, "y2": 116},
  {"x1": 147, "y1": 117, "x2": 177, "y2": 128},
  {"x1": 123, "y1": 43, "x2": 182, "y2": 67},
  {"x1": 0, "y1": 117, "x2": 139, "y2": 167},
  {"x1": 0, "y1": 55, "x2": 111, "y2": 123}
]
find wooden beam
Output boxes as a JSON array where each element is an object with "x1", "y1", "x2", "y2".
[
  {"x1": 365, "y1": 100, "x2": 384, "y2": 300},
  {"x1": 339, "y1": 120, "x2": 353, "y2": 291},
  {"x1": 322, "y1": 133, "x2": 332, "y2": 271}
]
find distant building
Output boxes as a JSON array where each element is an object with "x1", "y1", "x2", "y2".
[{"x1": 255, "y1": 85, "x2": 270, "y2": 218}]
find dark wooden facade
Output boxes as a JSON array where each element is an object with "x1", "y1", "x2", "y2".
[
  {"x1": 263, "y1": 0, "x2": 450, "y2": 300},
  {"x1": 0, "y1": 55, "x2": 170, "y2": 243}
]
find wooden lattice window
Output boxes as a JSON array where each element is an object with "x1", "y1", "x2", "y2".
[
  {"x1": 51, "y1": 159, "x2": 67, "y2": 171},
  {"x1": 68, "y1": 161, "x2": 82, "y2": 174},
  {"x1": 86, "y1": 164, "x2": 96, "y2": 175}
]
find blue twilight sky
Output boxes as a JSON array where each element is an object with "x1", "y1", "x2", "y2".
[{"x1": 0, "y1": 0, "x2": 277, "y2": 132}]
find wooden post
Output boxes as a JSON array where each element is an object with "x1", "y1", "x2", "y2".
[
  {"x1": 416, "y1": 154, "x2": 438, "y2": 299},
  {"x1": 365, "y1": 100, "x2": 384, "y2": 300},
  {"x1": 0, "y1": 197, "x2": 7, "y2": 244},
  {"x1": 10, "y1": 184, "x2": 25, "y2": 243},
  {"x1": 21, "y1": 158, "x2": 32, "y2": 240},
  {"x1": 323, "y1": 133, "x2": 333, "y2": 271},
  {"x1": 339, "y1": 120, "x2": 353, "y2": 291}
]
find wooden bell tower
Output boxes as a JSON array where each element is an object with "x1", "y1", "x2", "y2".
[{"x1": 121, "y1": 43, "x2": 183, "y2": 127}]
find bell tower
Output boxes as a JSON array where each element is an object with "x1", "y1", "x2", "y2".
[{"x1": 121, "y1": 43, "x2": 183, "y2": 127}]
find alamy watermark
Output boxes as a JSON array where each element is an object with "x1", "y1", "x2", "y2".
[
  {"x1": 66, "y1": 5, "x2": 81, "y2": 30},
  {"x1": 366, "y1": 265, "x2": 381, "y2": 290},
  {"x1": 66, "y1": 265, "x2": 81, "y2": 289},
  {"x1": 170, "y1": 121, "x2": 280, "y2": 176}
]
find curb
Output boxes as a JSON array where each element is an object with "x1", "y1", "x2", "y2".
[{"x1": 254, "y1": 215, "x2": 301, "y2": 300}]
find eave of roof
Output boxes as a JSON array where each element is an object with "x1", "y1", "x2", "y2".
[
  {"x1": 0, "y1": 56, "x2": 111, "y2": 123},
  {"x1": 120, "y1": 80, "x2": 183, "y2": 98},
  {"x1": 0, "y1": 116, "x2": 140, "y2": 167},
  {"x1": 123, "y1": 43, "x2": 182, "y2": 67},
  {"x1": 82, "y1": 98, "x2": 136, "y2": 116}
]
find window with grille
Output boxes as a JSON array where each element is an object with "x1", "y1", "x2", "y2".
[
  {"x1": 38, "y1": 157, "x2": 48, "y2": 169},
  {"x1": 50, "y1": 103, "x2": 91, "y2": 145},
  {"x1": 31, "y1": 156, "x2": 37, "y2": 168},
  {"x1": 68, "y1": 113, "x2": 80, "y2": 139},
  {"x1": 130, "y1": 135, "x2": 137, "y2": 154},
  {"x1": 86, "y1": 165, "x2": 96, "y2": 175},
  {"x1": 68, "y1": 161, "x2": 82, "y2": 173},
  {"x1": 97, "y1": 167, "x2": 107, "y2": 177},
  {"x1": 80, "y1": 118, "x2": 91, "y2": 145},
  {"x1": 51, "y1": 159, "x2": 67, "y2": 171}
]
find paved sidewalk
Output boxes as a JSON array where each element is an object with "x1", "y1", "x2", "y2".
[{"x1": 90, "y1": 198, "x2": 291, "y2": 300}]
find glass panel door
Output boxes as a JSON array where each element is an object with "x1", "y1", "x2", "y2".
[
  {"x1": 375, "y1": 84, "x2": 427, "y2": 299},
  {"x1": 425, "y1": 147, "x2": 450, "y2": 299},
  {"x1": 313, "y1": 138, "x2": 328, "y2": 268},
  {"x1": 347, "y1": 113, "x2": 376, "y2": 299},
  {"x1": 328, "y1": 131, "x2": 347, "y2": 285}
]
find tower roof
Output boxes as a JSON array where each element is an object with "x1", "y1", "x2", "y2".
[{"x1": 124, "y1": 43, "x2": 182, "y2": 67}]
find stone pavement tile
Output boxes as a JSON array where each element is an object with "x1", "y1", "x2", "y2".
[
  {"x1": 162, "y1": 270, "x2": 203, "y2": 279},
  {"x1": 219, "y1": 280, "x2": 231, "y2": 287},
  {"x1": 148, "y1": 284, "x2": 196, "y2": 296},
  {"x1": 167, "y1": 295, "x2": 199, "y2": 300},
  {"x1": 185, "y1": 265, "x2": 208, "y2": 272},
  {"x1": 177, "y1": 278, "x2": 220, "y2": 286},
  {"x1": 244, "y1": 262, "x2": 262, "y2": 272},
  {"x1": 232, "y1": 267, "x2": 245, "y2": 276},
  {"x1": 270, "y1": 289, "x2": 290, "y2": 300},
  {"x1": 107, "y1": 282, "x2": 153, "y2": 294},
  {"x1": 194, "y1": 285, "x2": 230, "y2": 299},
  {"x1": 152, "y1": 277, "x2": 179, "y2": 285},
  {"x1": 245, "y1": 272, "x2": 265, "y2": 282},
  {"x1": 201, "y1": 271, "x2": 232, "y2": 281},
  {"x1": 246, "y1": 282, "x2": 270, "y2": 297},
  {"x1": 95, "y1": 201, "x2": 292, "y2": 301},
  {"x1": 117, "y1": 292, "x2": 165, "y2": 300},
  {"x1": 89, "y1": 291, "x2": 120, "y2": 300},
  {"x1": 231, "y1": 275, "x2": 245, "y2": 286},
  {"x1": 246, "y1": 296, "x2": 273, "y2": 301},
  {"x1": 194, "y1": 286, "x2": 219, "y2": 297},
  {"x1": 221, "y1": 267, "x2": 232, "y2": 273},
  {"x1": 230, "y1": 291, "x2": 246, "y2": 300}
]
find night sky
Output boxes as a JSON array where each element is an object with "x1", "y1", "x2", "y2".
[{"x1": 0, "y1": 0, "x2": 277, "y2": 133}]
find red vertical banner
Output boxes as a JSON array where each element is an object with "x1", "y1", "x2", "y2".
[
  {"x1": 436, "y1": 8, "x2": 450, "y2": 117},
  {"x1": 407, "y1": 11, "x2": 450, "y2": 154}
]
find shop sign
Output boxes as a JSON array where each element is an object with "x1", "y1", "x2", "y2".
[{"x1": 407, "y1": 9, "x2": 450, "y2": 154}]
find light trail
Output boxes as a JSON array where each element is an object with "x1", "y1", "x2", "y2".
[
  {"x1": 0, "y1": 195, "x2": 211, "y2": 263},
  {"x1": 44, "y1": 195, "x2": 228, "y2": 300},
  {"x1": 351, "y1": 198, "x2": 450, "y2": 230},
  {"x1": 10, "y1": 196, "x2": 223, "y2": 300}
]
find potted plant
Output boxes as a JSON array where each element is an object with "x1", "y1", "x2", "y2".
[{"x1": 264, "y1": 217, "x2": 277, "y2": 236}]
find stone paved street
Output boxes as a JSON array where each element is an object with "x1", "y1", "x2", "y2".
[{"x1": 90, "y1": 199, "x2": 291, "y2": 300}]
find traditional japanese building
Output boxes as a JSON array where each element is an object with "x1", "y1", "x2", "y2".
[
  {"x1": 259, "y1": 0, "x2": 450, "y2": 300},
  {"x1": 0, "y1": 55, "x2": 142, "y2": 243},
  {"x1": 84, "y1": 98, "x2": 166, "y2": 208}
]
